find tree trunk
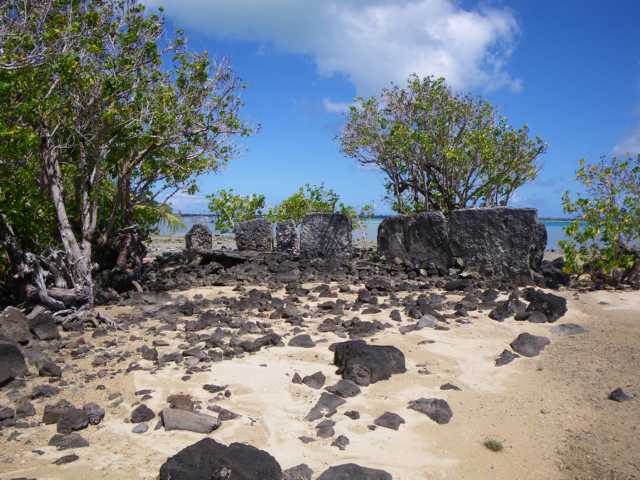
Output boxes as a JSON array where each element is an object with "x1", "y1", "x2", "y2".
[{"x1": 40, "y1": 132, "x2": 93, "y2": 305}]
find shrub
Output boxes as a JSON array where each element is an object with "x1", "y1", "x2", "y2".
[
  {"x1": 559, "y1": 155, "x2": 640, "y2": 285},
  {"x1": 207, "y1": 189, "x2": 266, "y2": 233},
  {"x1": 483, "y1": 439, "x2": 504, "y2": 452}
]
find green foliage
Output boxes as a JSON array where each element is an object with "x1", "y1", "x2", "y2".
[
  {"x1": 559, "y1": 155, "x2": 640, "y2": 284},
  {"x1": 267, "y1": 184, "x2": 340, "y2": 225},
  {"x1": 483, "y1": 439, "x2": 504, "y2": 452},
  {"x1": 207, "y1": 189, "x2": 266, "y2": 233},
  {"x1": 340, "y1": 75, "x2": 546, "y2": 214},
  {"x1": 0, "y1": 0, "x2": 251, "y2": 280}
]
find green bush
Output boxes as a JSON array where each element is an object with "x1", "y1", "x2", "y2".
[
  {"x1": 207, "y1": 189, "x2": 266, "y2": 233},
  {"x1": 559, "y1": 155, "x2": 640, "y2": 285}
]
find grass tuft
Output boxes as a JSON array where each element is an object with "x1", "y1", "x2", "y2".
[{"x1": 483, "y1": 439, "x2": 504, "y2": 452}]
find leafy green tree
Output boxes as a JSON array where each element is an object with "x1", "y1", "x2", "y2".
[
  {"x1": 0, "y1": 1, "x2": 251, "y2": 308},
  {"x1": 267, "y1": 184, "x2": 340, "y2": 225},
  {"x1": 207, "y1": 189, "x2": 266, "y2": 233},
  {"x1": 339, "y1": 75, "x2": 546, "y2": 214},
  {"x1": 559, "y1": 155, "x2": 640, "y2": 285}
]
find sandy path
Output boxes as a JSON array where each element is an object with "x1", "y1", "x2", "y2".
[{"x1": 0, "y1": 286, "x2": 638, "y2": 480}]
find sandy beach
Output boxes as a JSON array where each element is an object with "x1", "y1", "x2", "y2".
[{"x1": 1, "y1": 277, "x2": 637, "y2": 480}]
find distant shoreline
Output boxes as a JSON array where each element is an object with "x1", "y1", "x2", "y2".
[{"x1": 174, "y1": 212, "x2": 580, "y2": 222}]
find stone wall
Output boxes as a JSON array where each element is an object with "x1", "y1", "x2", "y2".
[
  {"x1": 185, "y1": 224, "x2": 212, "y2": 250},
  {"x1": 300, "y1": 213, "x2": 352, "y2": 257},
  {"x1": 275, "y1": 220, "x2": 298, "y2": 255},
  {"x1": 378, "y1": 207, "x2": 547, "y2": 280},
  {"x1": 234, "y1": 219, "x2": 272, "y2": 252},
  {"x1": 377, "y1": 212, "x2": 451, "y2": 274}
]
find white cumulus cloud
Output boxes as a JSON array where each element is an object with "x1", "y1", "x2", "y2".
[
  {"x1": 614, "y1": 126, "x2": 640, "y2": 156},
  {"x1": 143, "y1": 0, "x2": 521, "y2": 96}
]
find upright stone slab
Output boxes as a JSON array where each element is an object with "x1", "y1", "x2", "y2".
[
  {"x1": 299, "y1": 213, "x2": 352, "y2": 257},
  {"x1": 185, "y1": 224, "x2": 212, "y2": 250},
  {"x1": 234, "y1": 218, "x2": 272, "y2": 252},
  {"x1": 275, "y1": 220, "x2": 298, "y2": 255},
  {"x1": 448, "y1": 207, "x2": 547, "y2": 280},
  {"x1": 377, "y1": 212, "x2": 451, "y2": 274}
]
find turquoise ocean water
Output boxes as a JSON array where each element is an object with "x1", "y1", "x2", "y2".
[{"x1": 158, "y1": 216, "x2": 572, "y2": 251}]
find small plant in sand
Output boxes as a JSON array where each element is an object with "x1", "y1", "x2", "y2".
[{"x1": 483, "y1": 439, "x2": 504, "y2": 452}]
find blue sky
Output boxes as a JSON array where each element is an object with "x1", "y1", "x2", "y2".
[{"x1": 144, "y1": 0, "x2": 640, "y2": 216}]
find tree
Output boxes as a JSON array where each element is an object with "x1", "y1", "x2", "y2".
[
  {"x1": 559, "y1": 155, "x2": 640, "y2": 286},
  {"x1": 0, "y1": 1, "x2": 251, "y2": 310},
  {"x1": 339, "y1": 75, "x2": 546, "y2": 214},
  {"x1": 207, "y1": 189, "x2": 266, "y2": 233}
]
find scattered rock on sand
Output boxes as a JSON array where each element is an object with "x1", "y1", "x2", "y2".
[
  {"x1": 0, "y1": 306, "x2": 30, "y2": 344},
  {"x1": 374, "y1": 412, "x2": 405, "y2": 430},
  {"x1": 331, "y1": 435, "x2": 350, "y2": 450},
  {"x1": 317, "y1": 463, "x2": 392, "y2": 480},
  {"x1": 495, "y1": 349, "x2": 520, "y2": 367},
  {"x1": 510, "y1": 333, "x2": 551, "y2": 357},
  {"x1": 48, "y1": 433, "x2": 90, "y2": 450},
  {"x1": 288, "y1": 334, "x2": 315, "y2": 348},
  {"x1": 302, "y1": 371, "x2": 326, "y2": 390},
  {"x1": 0, "y1": 339, "x2": 28, "y2": 386},
  {"x1": 53, "y1": 454, "x2": 80, "y2": 465},
  {"x1": 159, "y1": 438, "x2": 283, "y2": 480},
  {"x1": 284, "y1": 463, "x2": 313, "y2": 480},
  {"x1": 523, "y1": 288, "x2": 567, "y2": 322},
  {"x1": 408, "y1": 398, "x2": 453, "y2": 424},
  {"x1": 161, "y1": 408, "x2": 220, "y2": 434},
  {"x1": 551, "y1": 323, "x2": 587, "y2": 336},
  {"x1": 305, "y1": 393, "x2": 346, "y2": 421},
  {"x1": 131, "y1": 404, "x2": 155, "y2": 423},
  {"x1": 608, "y1": 387, "x2": 633, "y2": 402},
  {"x1": 333, "y1": 340, "x2": 406, "y2": 387},
  {"x1": 325, "y1": 379, "x2": 361, "y2": 398}
]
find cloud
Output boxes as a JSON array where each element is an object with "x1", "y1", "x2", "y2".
[
  {"x1": 322, "y1": 98, "x2": 352, "y2": 114},
  {"x1": 143, "y1": 0, "x2": 521, "y2": 96},
  {"x1": 613, "y1": 125, "x2": 640, "y2": 156}
]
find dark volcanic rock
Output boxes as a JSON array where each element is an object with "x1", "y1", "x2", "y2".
[
  {"x1": 523, "y1": 288, "x2": 567, "y2": 322},
  {"x1": 378, "y1": 212, "x2": 451, "y2": 273},
  {"x1": 315, "y1": 419, "x2": 335, "y2": 438},
  {"x1": 161, "y1": 408, "x2": 220, "y2": 433},
  {"x1": 0, "y1": 307, "x2": 31, "y2": 344},
  {"x1": 288, "y1": 334, "x2": 316, "y2": 348},
  {"x1": 551, "y1": 323, "x2": 587, "y2": 336},
  {"x1": 608, "y1": 387, "x2": 633, "y2": 402},
  {"x1": 185, "y1": 224, "x2": 212, "y2": 250},
  {"x1": 53, "y1": 454, "x2": 80, "y2": 465},
  {"x1": 333, "y1": 340, "x2": 406, "y2": 386},
  {"x1": 28, "y1": 307, "x2": 59, "y2": 340},
  {"x1": 43, "y1": 400, "x2": 74, "y2": 424},
  {"x1": 488, "y1": 292, "x2": 526, "y2": 321},
  {"x1": 302, "y1": 371, "x2": 326, "y2": 390},
  {"x1": 83, "y1": 403, "x2": 105, "y2": 425},
  {"x1": 276, "y1": 220, "x2": 299, "y2": 255},
  {"x1": 56, "y1": 408, "x2": 89, "y2": 434},
  {"x1": 408, "y1": 398, "x2": 453, "y2": 424},
  {"x1": 49, "y1": 433, "x2": 90, "y2": 450},
  {"x1": 235, "y1": 218, "x2": 273, "y2": 252},
  {"x1": 131, "y1": 404, "x2": 155, "y2": 423},
  {"x1": 300, "y1": 213, "x2": 352, "y2": 258},
  {"x1": 159, "y1": 437, "x2": 283, "y2": 480},
  {"x1": 317, "y1": 463, "x2": 392, "y2": 480},
  {"x1": 0, "y1": 339, "x2": 28, "y2": 386},
  {"x1": 325, "y1": 379, "x2": 361, "y2": 398},
  {"x1": 449, "y1": 207, "x2": 546, "y2": 281},
  {"x1": 373, "y1": 412, "x2": 405, "y2": 430},
  {"x1": 283, "y1": 463, "x2": 313, "y2": 480},
  {"x1": 495, "y1": 349, "x2": 520, "y2": 367},
  {"x1": 510, "y1": 333, "x2": 550, "y2": 357},
  {"x1": 304, "y1": 393, "x2": 346, "y2": 421}
]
